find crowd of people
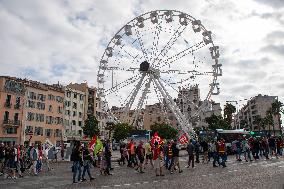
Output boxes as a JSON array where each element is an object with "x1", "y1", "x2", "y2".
[
  {"x1": 0, "y1": 143, "x2": 61, "y2": 179},
  {"x1": 1, "y1": 135, "x2": 283, "y2": 184}
]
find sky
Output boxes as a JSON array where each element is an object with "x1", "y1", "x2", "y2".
[{"x1": 0, "y1": 0, "x2": 284, "y2": 111}]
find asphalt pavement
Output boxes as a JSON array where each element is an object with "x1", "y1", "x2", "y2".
[{"x1": 0, "y1": 151, "x2": 284, "y2": 189}]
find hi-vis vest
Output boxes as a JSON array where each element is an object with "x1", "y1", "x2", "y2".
[{"x1": 218, "y1": 142, "x2": 226, "y2": 153}]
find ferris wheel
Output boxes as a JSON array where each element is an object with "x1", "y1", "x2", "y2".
[{"x1": 97, "y1": 10, "x2": 222, "y2": 136}]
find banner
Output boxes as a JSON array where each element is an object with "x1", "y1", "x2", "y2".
[
  {"x1": 151, "y1": 132, "x2": 162, "y2": 146},
  {"x1": 89, "y1": 136, "x2": 97, "y2": 151},
  {"x1": 178, "y1": 133, "x2": 189, "y2": 144}
]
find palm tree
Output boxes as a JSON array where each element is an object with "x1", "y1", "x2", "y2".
[
  {"x1": 271, "y1": 99, "x2": 284, "y2": 136},
  {"x1": 224, "y1": 103, "x2": 236, "y2": 127},
  {"x1": 265, "y1": 108, "x2": 274, "y2": 136}
]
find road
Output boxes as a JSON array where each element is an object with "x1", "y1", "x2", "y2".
[{"x1": 0, "y1": 153, "x2": 284, "y2": 189}]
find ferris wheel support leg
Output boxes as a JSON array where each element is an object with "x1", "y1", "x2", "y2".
[
  {"x1": 132, "y1": 77, "x2": 152, "y2": 128},
  {"x1": 122, "y1": 73, "x2": 146, "y2": 122},
  {"x1": 150, "y1": 75, "x2": 186, "y2": 133}
]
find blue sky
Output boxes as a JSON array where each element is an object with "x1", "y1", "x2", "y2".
[{"x1": 0, "y1": 0, "x2": 284, "y2": 111}]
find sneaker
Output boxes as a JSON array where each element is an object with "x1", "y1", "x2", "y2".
[
  {"x1": 81, "y1": 178, "x2": 87, "y2": 182},
  {"x1": 179, "y1": 170, "x2": 183, "y2": 173},
  {"x1": 12, "y1": 176, "x2": 17, "y2": 179},
  {"x1": 90, "y1": 177, "x2": 95, "y2": 181},
  {"x1": 73, "y1": 181, "x2": 78, "y2": 184},
  {"x1": 170, "y1": 171, "x2": 173, "y2": 174}
]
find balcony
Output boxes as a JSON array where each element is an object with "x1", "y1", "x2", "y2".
[
  {"x1": 4, "y1": 102, "x2": 12, "y2": 108},
  {"x1": 14, "y1": 120, "x2": 21, "y2": 126},
  {"x1": 3, "y1": 119, "x2": 12, "y2": 125},
  {"x1": 14, "y1": 104, "x2": 21, "y2": 109}
]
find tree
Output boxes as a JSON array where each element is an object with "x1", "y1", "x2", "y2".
[
  {"x1": 265, "y1": 108, "x2": 274, "y2": 135},
  {"x1": 271, "y1": 99, "x2": 284, "y2": 135},
  {"x1": 83, "y1": 115, "x2": 100, "y2": 138},
  {"x1": 105, "y1": 122, "x2": 116, "y2": 139},
  {"x1": 240, "y1": 120, "x2": 248, "y2": 130},
  {"x1": 150, "y1": 123, "x2": 178, "y2": 139},
  {"x1": 113, "y1": 123, "x2": 133, "y2": 141},
  {"x1": 224, "y1": 103, "x2": 236, "y2": 126},
  {"x1": 205, "y1": 114, "x2": 230, "y2": 131},
  {"x1": 254, "y1": 115, "x2": 262, "y2": 132}
]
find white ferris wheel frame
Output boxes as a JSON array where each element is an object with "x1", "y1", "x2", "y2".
[{"x1": 97, "y1": 10, "x2": 222, "y2": 137}]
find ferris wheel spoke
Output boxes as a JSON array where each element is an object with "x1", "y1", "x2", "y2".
[
  {"x1": 158, "y1": 41, "x2": 206, "y2": 69},
  {"x1": 148, "y1": 21, "x2": 163, "y2": 62},
  {"x1": 153, "y1": 25, "x2": 187, "y2": 68},
  {"x1": 105, "y1": 74, "x2": 141, "y2": 95},
  {"x1": 122, "y1": 73, "x2": 146, "y2": 122},
  {"x1": 134, "y1": 27, "x2": 150, "y2": 62}
]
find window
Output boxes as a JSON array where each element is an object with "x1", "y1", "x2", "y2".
[
  {"x1": 65, "y1": 110, "x2": 70, "y2": 116},
  {"x1": 58, "y1": 106, "x2": 63, "y2": 114},
  {"x1": 45, "y1": 129, "x2": 53, "y2": 137},
  {"x1": 66, "y1": 92, "x2": 71, "y2": 98},
  {"x1": 28, "y1": 91, "x2": 37, "y2": 99},
  {"x1": 79, "y1": 112, "x2": 82, "y2": 118},
  {"x1": 48, "y1": 105, "x2": 53, "y2": 112},
  {"x1": 54, "y1": 129, "x2": 62, "y2": 137},
  {"x1": 36, "y1": 102, "x2": 45, "y2": 110},
  {"x1": 5, "y1": 95, "x2": 11, "y2": 106},
  {"x1": 5, "y1": 128, "x2": 17, "y2": 134},
  {"x1": 48, "y1": 94, "x2": 55, "y2": 101},
  {"x1": 72, "y1": 120, "x2": 76, "y2": 126},
  {"x1": 78, "y1": 121, "x2": 82, "y2": 127},
  {"x1": 74, "y1": 93, "x2": 77, "y2": 99},
  {"x1": 35, "y1": 113, "x2": 45, "y2": 122},
  {"x1": 34, "y1": 127, "x2": 43, "y2": 136},
  {"x1": 73, "y1": 111, "x2": 76, "y2": 117},
  {"x1": 56, "y1": 96, "x2": 63, "y2": 103},
  {"x1": 73, "y1": 102, "x2": 77, "y2": 109},
  {"x1": 37, "y1": 94, "x2": 46, "y2": 101},
  {"x1": 14, "y1": 113, "x2": 19, "y2": 122},
  {"x1": 15, "y1": 97, "x2": 21, "y2": 109},
  {"x1": 46, "y1": 116, "x2": 54, "y2": 124},
  {"x1": 26, "y1": 112, "x2": 35, "y2": 121},
  {"x1": 80, "y1": 94, "x2": 84, "y2": 100},
  {"x1": 78, "y1": 130, "x2": 82, "y2": 136},
  {"x1": 27, "y1": 100, "x2": 36, "y2": 108},
  {"x1": 4, "y1": 111, "x2": 9, "y2": 121},
  {"x1": 25, "y1": 126, "x2": 33, "y2": 134}
]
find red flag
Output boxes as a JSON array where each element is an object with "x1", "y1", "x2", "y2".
[
  {"x1": 178, "y1": 133, "x2": 189, "y2": 144},
  {"x1": 89, "y1": 136, "x2": 97, "y2": 151},
  {"x1": 151, "y1": 132, "x2": 162, "y2": 146}
]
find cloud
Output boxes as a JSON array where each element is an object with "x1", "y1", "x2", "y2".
[
  {"x1": 0, "y1": 0, "x2": 284, "y2": 114},
  {"x1": 254, "y1": 0, "x2": 284, "y2": 8}
]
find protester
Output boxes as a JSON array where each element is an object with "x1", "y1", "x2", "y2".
[
  {"x1": 82, "y1": 146, "x2": 95, "y2": 181},
  {"x1": 153, "y1": 142, "x2": 164, "y2": 176},
  {"x1": 71, "y1": 141, "x2": 82, "y2": 183},
  {"x1": 186, "y1": 139, "x2": 194, "y2": 168}
]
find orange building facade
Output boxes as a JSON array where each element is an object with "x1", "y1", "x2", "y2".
[{"x1": 0, "y1": 77, "x2": 25, "y2": 145}]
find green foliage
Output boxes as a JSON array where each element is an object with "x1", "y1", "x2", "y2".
[
  {"x1": 224, "y1": 103, "x2": 236, "y2": 126},
  {"x1": 271, "y1": 100, "x2": 284, "y2": 115},
  {"x1": 83, "y1": 115, "x2": 100, "y2": 138},
  {"x1": 205, "y1": 114, "x2": 230, "y2": 130},
  {"x1": 113, "y1": 123, "x2": 133, "y2": 141},
  {"x1": 150, "y1": 122, "x2": 178, "y2": 139},
  {"x1": 105, "y1": 122, "x2": 116, "y2": 139}
]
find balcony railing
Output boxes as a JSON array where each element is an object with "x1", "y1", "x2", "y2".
[
  {"x1": 14, "y1": 104, "x2": 21, "y2": 109},
  {"x1": 3, "y1": 119, "x2": 12, "y2": 125},
  {"x1": 4, "y1": 102, "x2": 12, "y2": 108},
  {"x1": 14, "y1": 120, "x2": 21, "y2": 126}
]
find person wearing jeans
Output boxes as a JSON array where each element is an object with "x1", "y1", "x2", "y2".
[
  {"x1": 71, "y1": 141, "x2": 82, "y2": 184},
  {"x1": 82, "y1": 146, "x2": 94, "y2": 181},
  {"x1": 186, "y1": 139, "x2": 194, "y2": 168}
]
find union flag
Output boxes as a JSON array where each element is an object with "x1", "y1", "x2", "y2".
[
  {"x1": 151, "y1": 132, "x2": 162, "y2": 146},
  {"x1": 178, "y1": 133, "x2": 189, "y2": 144},
  {"x1": 89, "y1": 136, "x2": 97, "y2": 151}
]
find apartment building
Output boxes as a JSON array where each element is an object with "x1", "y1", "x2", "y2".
[
  {"x1": 0, "y1": 76, "x2": 25, "y2": 145},
  {"x1": 64, "y1": 83, "x2": 87, "y2": 140},
  {"x1": 23, "y1": 81, "x2": 64, "y2": 146},
  {"x1": 235, "y1": 94, "x2": 281, "y2": 135}
]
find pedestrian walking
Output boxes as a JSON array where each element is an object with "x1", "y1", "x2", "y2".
[
  {"x1": 170, "y1": 140, "x2": 182, "y2": 174},
  {"x1": 71, "y1": 141, "x2": 82, "y2": 184},
  {"x1": 153, "y1": 142, "x2": 164, "y2": 176},
  {"x1": 81, "y1": 146, "x2": 95, "y2": 181},
  {"x1": 186, "y1": 139, "x2": 194, "y2": 168}
]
